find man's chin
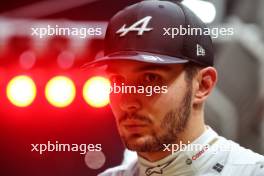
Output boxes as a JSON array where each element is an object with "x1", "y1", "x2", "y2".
[{"x1": 122, "y1": 134, "x2": 162, "y2": 152}]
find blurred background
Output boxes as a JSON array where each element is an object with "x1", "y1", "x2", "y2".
[{"x1": 0, "y1": 0, "x2": 264, "y2": 176}]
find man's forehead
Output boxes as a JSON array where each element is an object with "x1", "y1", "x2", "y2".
[{"x1": 105, "y1": 60, "x2": 180, "y2": 73}]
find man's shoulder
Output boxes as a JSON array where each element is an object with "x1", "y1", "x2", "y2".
[
  {"x1": 219, "y1": 137, "x2": 264, "y2": 164},
  {"x1": 218, "y1": 136, "x2": 264, "y2": 175}
]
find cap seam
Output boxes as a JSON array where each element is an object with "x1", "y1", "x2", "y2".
[
  {"x1": 107, "y1": 49, "x2": 188, "y2": 59},
  {"x1": 176, "y1": 2, "x2": 188, "y2": 58}
]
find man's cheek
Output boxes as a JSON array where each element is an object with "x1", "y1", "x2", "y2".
[{"x1": 153, "y1": 123, "x2": 163, "y2": 131}]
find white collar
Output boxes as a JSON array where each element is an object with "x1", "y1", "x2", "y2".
[{"x1": 137, "y1": 126, "x2": 222, "y2": 176}]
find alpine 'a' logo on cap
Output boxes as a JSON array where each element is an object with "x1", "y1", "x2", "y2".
[
  {"x1": 116, "y1": 16, "x2": 153, "y2": 37},
  {"x1": 142, "y1": 55, "x2": 164, "y2": 62}
]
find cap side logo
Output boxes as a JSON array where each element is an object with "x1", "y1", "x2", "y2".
[
  {"x1": 196, "y1": 44, "x2": 205, "y2": 56},
  {"x1": 116, "y1": 16, "x2": 153, "y2": 37},
  {"x1": 142, "y1": 55, "x2": 164, "y2": 62}
]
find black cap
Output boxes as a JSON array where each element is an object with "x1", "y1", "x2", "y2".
[{"x1": 84, "y1": 0, "x2": 214, "y2": 68}]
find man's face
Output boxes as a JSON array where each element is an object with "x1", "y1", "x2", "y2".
[{"x1": 106, "y1": 61, "x2": 193, "y2": 152}]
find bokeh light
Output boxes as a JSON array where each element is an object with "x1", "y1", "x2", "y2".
[
  {"x1": 45, "y1": 76, "x2": 76, "y2": 108},
  {"x1": 83, "y1": 76, "x2": 110, "y2": 108},
  {"x1": 6, "y1": 75, "x2": 37, "y2": 107}
]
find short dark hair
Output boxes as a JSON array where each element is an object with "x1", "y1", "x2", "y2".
[{"x1": 184, "y1": 62, "x2": 203, "y2": 82}]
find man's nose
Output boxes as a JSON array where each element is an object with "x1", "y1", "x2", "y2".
[{"x1": 119, "y1": 94, "x2": 141, "y2": 112}]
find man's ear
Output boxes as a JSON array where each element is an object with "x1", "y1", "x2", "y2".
[{"x1": 193, "y1": 67, "x2": 217, "y2": 104}]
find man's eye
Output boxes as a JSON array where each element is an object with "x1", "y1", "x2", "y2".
[
  {"x1": 143, "y1": 73, "x2": 161, "y2": 83},
  {"x1": 109, "y1": 75, "x2": 125, "y2": 84}
]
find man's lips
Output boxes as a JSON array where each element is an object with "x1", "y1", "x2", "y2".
[
  {"x1": 121, "y1": 119, "x2": 149, "y2": 128},
  {"x1": 124, "y1": 124, "x2": 148, "y2": 128}
]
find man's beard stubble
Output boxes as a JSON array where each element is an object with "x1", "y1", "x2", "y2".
[{"x1": 121, "y1": 85, "x2": 193, "y2": 152}]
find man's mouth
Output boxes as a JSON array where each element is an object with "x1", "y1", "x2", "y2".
[
  {"x1": 121, "y1": 119, "x2": 149, "y2": 131},
  {"x1": 124, "y1": 124, "x2": 148, "y2": 128}
]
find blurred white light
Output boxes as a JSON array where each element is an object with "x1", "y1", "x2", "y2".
[
  {"x1": 182, "y1": 0, "x2": 216, "y2": 23},
  {"x1": 84, "y1": 151, "x2": 106, "y2": 170}
]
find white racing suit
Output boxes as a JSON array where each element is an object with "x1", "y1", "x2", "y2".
[{"x1": 99, "y1": 127, "x2": 264, "y2": 176}]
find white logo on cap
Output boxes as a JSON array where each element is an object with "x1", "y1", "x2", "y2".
[
  {"x1": 142, "y1": 55, "x2": 164, "y2": 62},
  {"x1": 116, "y1": 16, "x2": 153, "y2": 37},
  {"x1": 196, "y1": 44, "x2": 205, "y2": 56}
]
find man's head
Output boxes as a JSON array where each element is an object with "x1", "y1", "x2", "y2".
[
  {"x1": 84, "y1": 0, "x2": 217, "y2": 152},
  {"x1": 106, "y1": 61, "x2": 216, "y2": 152}
]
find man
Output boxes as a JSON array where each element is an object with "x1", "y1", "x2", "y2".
[{"x1": 85, "y1": 0, "x2": 264, "y2": 175}]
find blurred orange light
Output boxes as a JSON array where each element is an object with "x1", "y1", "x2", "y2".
[
  {"x1": 45, "y1": 76, "x2": 76, "y2": 108},
  {"x1": 83, "y1": 76, "x2": 110, "y2": 108},
  {"x1": 6, "y1": 75, "x2": 37, "y2": 107}
]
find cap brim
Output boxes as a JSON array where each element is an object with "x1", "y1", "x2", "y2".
[{"x1": 81, "y1": 51, "x2": 189, "y2": 70}]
